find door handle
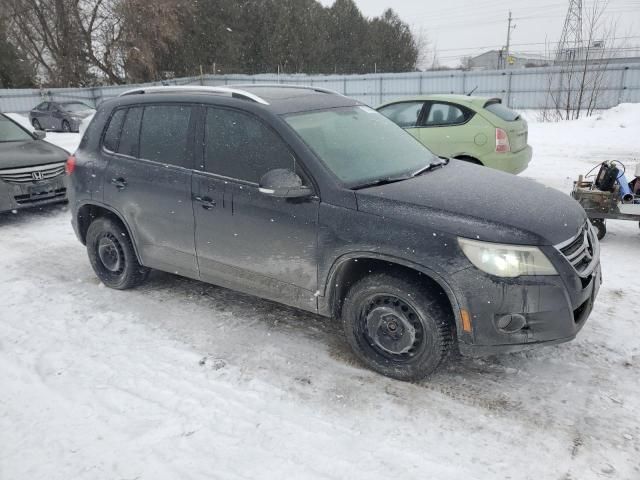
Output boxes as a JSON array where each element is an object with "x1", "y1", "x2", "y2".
[
  {"x1": 111, "y1": 177, "x2": 127, "y2": 190},
  {"x1": 194, "y1": 195, "x2": 216, "y2": 210}
]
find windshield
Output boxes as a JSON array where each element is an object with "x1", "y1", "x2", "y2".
[
  {"x1": 285, "y1": 106, "x2": 439, "y2": 186},
  {"x1": 0, "y1": 115, "x2": 33, "y2": 142},
  {"x1": 61, "y1": 102, "x2": 92, "y2": 112}
]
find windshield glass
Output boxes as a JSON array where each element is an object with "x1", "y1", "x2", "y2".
[
  {"x1": 61, "y1": 102, "x2": 92, "y2": 112},
  {"x1": 0, "y1": 115, "x2": 33, "y2": 142},
  {"x1": 285, "y1": 106, "x2": 439, "y2": 186}
]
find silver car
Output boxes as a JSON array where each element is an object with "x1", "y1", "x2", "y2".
[
  {"x1": 29, "y1": 101, "x2": 95, "y2": 133},
  {"x1": 0, "y1": 114, "x2": 69, "y2": 213}
]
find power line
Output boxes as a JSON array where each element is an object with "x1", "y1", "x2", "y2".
[{"x1": 433, "y1": 35, "x2": 640, "y2": 53}]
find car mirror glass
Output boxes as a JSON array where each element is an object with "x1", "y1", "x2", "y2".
[{"x1": 258, "y1": 168, "x2": 312, "y2": 199}]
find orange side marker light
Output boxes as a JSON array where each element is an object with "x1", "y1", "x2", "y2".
[{"x1": 460, "y1": 309, "x2": 472, "y2": 333}]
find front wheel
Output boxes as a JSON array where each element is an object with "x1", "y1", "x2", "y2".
[
  {"x1": 591, "y1": 218, "x2": 606, "y2": 240},
  {"x1": 86, "y1": 217, "x2": 149, "y2": 289},
  {"x1": 342, "y1": 274, "x2": 453, "y2": 381},
  {"x1": 61, "y1": 120, "x2": 71, "y2": 132},
  {"x1": 32, "y1": 118, "x2": 42, "y2": 130}
]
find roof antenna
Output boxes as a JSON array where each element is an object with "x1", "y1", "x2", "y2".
[{"x1": 466, "y1": 85, "x2": 478, "y2": 96}]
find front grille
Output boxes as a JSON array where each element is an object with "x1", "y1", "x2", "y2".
[
  {"x1": 14, "y1": 187, "x2": 66, "y2": 205},
  {"x1": 555, "y1": 223, "x2": 599, "y2": 278},
  {"x1": 0, "y1": 162, "x2": 66, "y2": 184}
]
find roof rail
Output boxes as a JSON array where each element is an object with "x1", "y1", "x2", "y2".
[
  {"x1": 119, "y1": 86, "x2": 269, "y2": 105},
  {"x1": 232, "y1": 83, "x2": 344, "y2": 97}
]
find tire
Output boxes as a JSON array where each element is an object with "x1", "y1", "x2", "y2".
[
  {"x1": 61, "y1": 120, "x2": 71, "y2": 132},
  {"x1": 591, "y1": 218, "x2": 606, "y2": 240},
  {"x1": 86, "y1": 217, "x2": 149, "y2": 289},
  {"x1": 342, "y1": 273, "x2": 453, "y2": 381},
  {"x1": 32, "y1": 118, "x2": 42, "y2": 130}
]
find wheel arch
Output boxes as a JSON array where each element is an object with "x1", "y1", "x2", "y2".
[
  {"x1": 76, "y1": 202, "x2": 143, "y2": 264},
  {"x1": 320, "y1": 253, "x2": 462, "y2": 334},
  {"x1": 453, "y1": 154, "x2": 483, "y2": 165}
]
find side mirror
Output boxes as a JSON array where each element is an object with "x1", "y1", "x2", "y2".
[
  {"x1": 258, "y1": 169, "x2": 313, "y2": 199},
  {"x1": 33, "y1": 130, "x2": 46, "y2": 140}
]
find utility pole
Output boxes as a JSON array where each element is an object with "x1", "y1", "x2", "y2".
[{"x1": 504, "y1": 10, "x2": 515, "y2": 69}]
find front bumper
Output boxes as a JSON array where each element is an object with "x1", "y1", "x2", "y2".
[
  {"x1": 0, "y1": 176, "x2": 68, "y2": 213},
  {"x1": 482, "y1": 145, "x2": 532, "y2": 175},
  {"x1": 451, "y1": 260, "x2": 601, "y2": 356}
]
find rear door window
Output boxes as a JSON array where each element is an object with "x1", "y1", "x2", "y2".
[
  {"x1": 484, "y1": 101, "x2": 521, "y2": 121},
  {"x1": 139, "y1": 105, "x2": 192, "y2": 168},
  {"x1": 117, "y1": 107, "x2": 143, "y2": 157},
  {"x1": 377, "y1": 101, "x2": 425, "y2": 128},
  {"x1": 424, "y1": 103, "x2": 469, "y2": 126}
]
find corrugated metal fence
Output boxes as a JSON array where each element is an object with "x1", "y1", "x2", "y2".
[{"x1": 1, "y1": 64, "x2": 639, "y2": 114}]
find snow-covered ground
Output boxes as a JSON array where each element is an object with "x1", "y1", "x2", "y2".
[{"x1": 1, "y1": 106, "x2": 640, "y2": 480}]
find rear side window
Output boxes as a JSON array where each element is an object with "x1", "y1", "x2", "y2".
[
  {"x1": 103, "y1": 109, "x2": 126, "y2": 152},
  {"x1": 377, "y1": 102, "x2": 424, "y2": 128},
  {"x1": 118, "y1": 107, "x2": 143, "y2": 157},
  {"x1": 425, "y1": 103, "x2": 469, "y2": 126},
  {"x1": 139, "y1": 105, "x2": 192, "y2": 167},
  {"x1": 204, "y1": 107, "x2": 294, "y2": 183},
  {"x1": 484, "y1": 101, "x2": 520, "y2": 121}
]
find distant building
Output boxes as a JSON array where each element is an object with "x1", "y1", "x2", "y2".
[
  {"x1": 467, "y1": 50, "x2": 549, "y2": 70},
  {"x1": 555, "y1": 42, "x2": 640, "y2": 66}
]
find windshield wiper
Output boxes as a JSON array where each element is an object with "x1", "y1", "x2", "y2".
[
  {"x1": 352, "y1": 175, "x2": 412, "y2": 190},
  {"x1": 412, "y1": 158, "x2": 450, "y2": 177}
]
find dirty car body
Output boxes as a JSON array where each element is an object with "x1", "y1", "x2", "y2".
[{"x1": 68, "y1": 86, "x2": 600, "y2": 379}]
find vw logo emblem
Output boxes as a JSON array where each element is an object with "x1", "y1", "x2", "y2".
[{"x1": 32, "y1": 171, "x2": 44, "y2": 181}]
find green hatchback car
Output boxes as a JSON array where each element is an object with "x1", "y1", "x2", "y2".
[{"x1": 377, "y1": 95, "x2": 532, "y2": 174}]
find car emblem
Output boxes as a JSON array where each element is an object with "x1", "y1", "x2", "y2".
[{"x1": 32, "y1": 171, "x2": 44, "y2": 181}]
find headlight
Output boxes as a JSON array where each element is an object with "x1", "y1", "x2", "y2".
[{"x1": 458, "y1": 237, "x2": 558, "y2": 277}]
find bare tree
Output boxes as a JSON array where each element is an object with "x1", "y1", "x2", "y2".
[
  {"x1": 6, "y1": 0, "x2": 103, "y2": 86},
  {"x1": 4, "y1": 0, "x2": 186, "y2": 86},
  {"x1": 543, "y1": 0, "x2": 619, "y2": 120},
  {"x1": 459, "y1": 56, "x2": 473, "y2": 71},
  {"x1": 117, "y1": 0, "x2": 188, "y2": 83}
]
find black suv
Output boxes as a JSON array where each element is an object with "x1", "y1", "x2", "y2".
[{"x1": 68, "y1": 85, "x2": 601, "y2": 381}]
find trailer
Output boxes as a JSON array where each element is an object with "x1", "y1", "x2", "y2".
[{"x1": 571, "y1": 161, "x2": 640, "y2": 240}]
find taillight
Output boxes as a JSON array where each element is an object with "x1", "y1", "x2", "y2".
[
  {"x1": 65, "y1": 155, "x2": 76, "y2": 175},
  {"x1": 495, "y1": 128, "x2": 511, "y2": 153}
]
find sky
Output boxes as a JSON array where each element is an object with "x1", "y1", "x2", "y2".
[{"x1": 318, "y1": 0, "x2": 640, "y2": 67}]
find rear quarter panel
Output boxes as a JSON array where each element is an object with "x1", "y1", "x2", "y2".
[{"x1": 436, "y1": 113, "x2": 496, "y2": 160}]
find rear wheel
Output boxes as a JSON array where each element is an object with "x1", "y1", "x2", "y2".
[
  {"x1": 342, "y1": 273, "x2": 453, "y2": 381},
  {"x1": 61, "y1": 120, "x2": 71, "y2": 132},
  {"x1": 86, "y1": 217, "x2": 149, "y2": 289},
  {"x1": 32, "y1": 118, "x2": 42, "y2": 130},
  {"x1": 591, "y1": 218, "x2": 606, "y2": 240}
]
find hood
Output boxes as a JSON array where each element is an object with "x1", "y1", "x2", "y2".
[
  {"x1": 355, "y1": 160, "x2": 586, "y2": 246},
  {"x1": 0, "y1": 140, "x2": 69, "y2": 169}
]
